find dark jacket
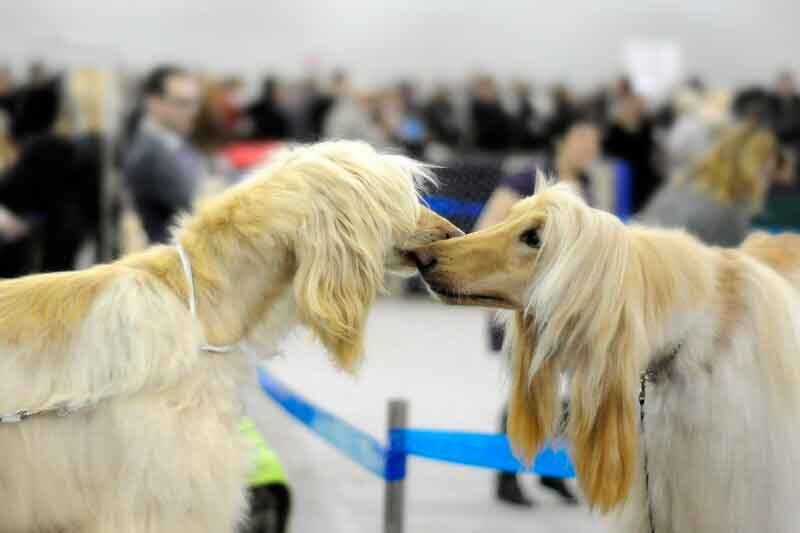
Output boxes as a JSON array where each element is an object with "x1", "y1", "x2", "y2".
[{"x1": 123, "y1": 122, "x2": 200, "y2": 244}]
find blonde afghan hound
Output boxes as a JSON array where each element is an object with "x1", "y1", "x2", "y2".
[
  {"x1": 412, "y1": 181, "x2": 800, "y2": 532},
  {"x1": 0, "y1": 140, "x2": 461, "y2": 533}
]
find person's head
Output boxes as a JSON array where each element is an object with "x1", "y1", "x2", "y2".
[
  {"x1": 776, "y1": 70, "x2": 796, "y2": 98},
  {"x1": 691, "y1": 123, "x2": 782, "y2": 209},
  {"x1": 512, "y1": 79, "x2": 531, "y2": 98},
  {"x1": 28, "y1": 61, "x2": 48, "y2": 86},
  {"x1": 331, "y1": 69, "x2": 350, "y2": 96},
  {"x1": 431, "y1": 84, "x2": 451, "y2": 104},
  {"x1": 614, "y1": 76, "x2": 632, "y2": 98},
  {"x1": 0, "y1": 66, "x2": 12, "y2": 96},
  {"x1": 260, "y1": 75, "x2": 282, "y2": 102},
  {"x1": 472, "y1": 75, "x2": 498, "y2": 103},
  {"x1": 549, "y1": 114, "x2": 601, "y2": 173},
  {"x1": 617, "y1": 91, "x2": 645, "y2": 125},
  {"x1": 221, "y1": 76, "x2": 242, "y2": 94},
  {"x1": 686, "y1": 76, "x2": 706, "y2": 94},
  {"x1": 143, "y1": 65, "x2": 200, "y2": 135}
]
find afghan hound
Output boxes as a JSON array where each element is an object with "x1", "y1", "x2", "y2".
[
  {"x1": 412, "y1": 181, "x2": 800, "y2": 532},
  {"x1": 0, "y1": 140, "x2": 461, "y2": 533}
]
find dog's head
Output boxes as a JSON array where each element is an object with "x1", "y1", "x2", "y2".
[
  {"x1": 413, "y1": 181, "x2": 644, "y2": 510},
  {"x1": 270, "y1": 141, "x2": 461, "y2": 372}
]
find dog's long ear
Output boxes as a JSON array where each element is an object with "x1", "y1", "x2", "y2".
[
  {"x1": 293, "y1": 208, "x2": 385, "y2": 373},
  {"x1": 506, "y1": 311, "x2": 560, "y2": 464},
  {"x1": 569, "y1": 310, "x2": 642, "y2": 511}
]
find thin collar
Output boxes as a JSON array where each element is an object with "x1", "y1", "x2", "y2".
[
  {"x1": 175, "y1": 242, "x2": 236, "y2": 354},
  {"x1": 642, "y1": 343, "x2": 682, "y2": 384}
]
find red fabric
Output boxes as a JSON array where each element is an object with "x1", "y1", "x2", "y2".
[{"x1": 219, "y1": 141, "x2": 284, "y2": 170}]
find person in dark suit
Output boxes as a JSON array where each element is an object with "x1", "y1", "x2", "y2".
[
  {"x1": 604, "y1": 89, "x2": 662, "y2": 213},
  {"x1": 0, "y1": 74, "x2": 103, "y2": 276},
  {"x1": 123, "y1": 66, "x2": 203, "y2": 244},
  {"x1": 470, "y1": 75, "x2": 512, "y2": 152},
  {"x1": 245, "y1": 76, "x2": 290, "y2": 141}
]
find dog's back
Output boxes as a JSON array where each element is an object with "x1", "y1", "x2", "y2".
[{"x1": 741, "y1": 232, "x2": 800, "y2": 290}]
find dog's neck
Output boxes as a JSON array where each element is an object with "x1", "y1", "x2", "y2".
[
  {"x1": 628, "y1": 228, "x2": 717, "y2": 369},
  {"x1": 125, "y1": 181, "x2": 298, "y2": 347}
]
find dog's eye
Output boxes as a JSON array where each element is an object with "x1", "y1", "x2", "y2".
[{"x1": 520, "y1": 228, "x2": 540, "y2": 248}]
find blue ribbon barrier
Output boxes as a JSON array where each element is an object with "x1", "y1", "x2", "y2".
[
  {"x1": 258, "y1": 366, "x2": 575, "y2": 480},
  {"x1": 422, "y1": 195, "x2": 486, "y2": 221},
  {"x1": 257, "y1": 367, "x2": 391, "y2": 479},
  {"x1": 612, "y1": 158, "x2": 633, "y2": 221},
  {"x1": 392, "y1": 429, "x2": 574, "y2": 478}
]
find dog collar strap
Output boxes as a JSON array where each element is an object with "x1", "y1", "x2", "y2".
[
  {"x1": 175, "y1": 242, "x2": 236, "y2": 354},
  {"x1": 639, "y1": 342, "x2": 682, "y2": 533}
]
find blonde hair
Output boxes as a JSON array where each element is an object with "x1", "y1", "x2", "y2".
[{"x1": 691, "y1": 124, "x2": 778, "y2": 208}]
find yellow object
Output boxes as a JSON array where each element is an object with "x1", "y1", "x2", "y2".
[{"x1": 240, "y1": 416, "x2": 288, "y2": 487}]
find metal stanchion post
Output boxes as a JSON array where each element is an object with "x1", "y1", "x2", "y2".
[{"x1": 384, "y1": 399, "x2": 408, "y2": 533}]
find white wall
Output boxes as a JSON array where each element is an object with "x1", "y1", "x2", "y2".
[{"x1": 1, "y1": 0, "x2": 798, "y2": 90}]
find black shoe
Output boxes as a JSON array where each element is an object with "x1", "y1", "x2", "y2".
[
  {"x1": 496, "y1": 472, "x2": 534, "y2": 507},
  {"x1": 539, "y1": 476, "x2": 578, "y2": 504}
]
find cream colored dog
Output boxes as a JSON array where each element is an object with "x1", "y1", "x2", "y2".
[
  {"x1": 0, "y1": 140, "x2": 460, "y2": 532},
  {"x1": 414, "y1": 181, "x2": 800, "y2": 532}
]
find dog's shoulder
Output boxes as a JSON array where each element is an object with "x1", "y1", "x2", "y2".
[{"x1": 740, "y1": 232, "x2": 800, "y2": 290}]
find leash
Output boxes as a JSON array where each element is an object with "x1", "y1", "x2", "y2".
[
  {"x1": 639, "y1": 372, "x2": 657, "y2": 533},
  {"x1": 639, "y1": 343, "x2": 682, "y2": 533},
  {"x1": 175, "y1": 242, "x2": 236, "y2": 354},
  {"x1": 0, "y1": 243, "x2": 235, "y2": 425},
  {"x1": 0, "y1": 399, "x2": 95, "y2": 424}
]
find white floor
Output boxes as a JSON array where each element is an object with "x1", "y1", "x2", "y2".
[{"x1": 243, "y1": 295, "x2": 608, "y2": 533}]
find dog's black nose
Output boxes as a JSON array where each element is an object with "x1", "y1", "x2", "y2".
[{"x1": 411, "y1": 248, "x2": 438, "y2": 273}]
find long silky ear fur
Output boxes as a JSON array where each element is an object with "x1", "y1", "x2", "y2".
[
  {"x1": 285, "y1": 141, "x2": 431, "y2": 372},
  {"x1": 568, "y1": 309, "x2": 642, "y2": 511},
  {"x1": 293, "y1": 199, "x2": 386, "y2": 373},
  {"x1": 520, "y1": 186, "x2": 644, "y2": 511},
  {"x1": 505, "y1": 311, "x2": 560, "y2": 464}
]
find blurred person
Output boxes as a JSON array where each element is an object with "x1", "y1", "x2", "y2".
[
  {"x1": 123, "y1": 65, "x2": 203, "y2": 244},
  {"x1": 640, "y1": 123, "x2": 788, "y2": 246},
  {"x1": 397, "y1": 80, "x2": 420, "y2": 115},
  {"x1": 245, "y1": 76, "x2": 290, "y2": 140},
  {"x1": 769, "y1": 70, "x2": 800, "y2": 144},
  {"x1": 0, "y1": 203, "x2": 34, "y2": 278},
  {"x1": 0, "y1": 204, "x2": 29, "y2": 242},
  {"x1": 0, "y1": 108, "x2": 14, "y2": 170},
  {"x1": 478, "y1": 113, "x2": 601, "y2": 507},
  {"x1": 0, "y1": 70, "x2": 104, "y2": 274},
  {"x1": 215, "y1": 76, "x2": 244, "y2": 134},
  {"x1": 664, "y1": 87, "x2": 730, "y2": 177},
  {"x1": 511, "y1": 80, "x2": 545, "y2": 150},
  {"x1": 423, "y1": 84, "x2": 461, "y2": 147},
  {"x1": 604, "y1": 87, "x2": 662, "y2": 212},
  {"x1": 27, "y1": 60, "x2": 48, "y2": 87},
  {"x1": 582, "y1": 87, "x2": 612, "y2": 129},
  {"x1": 548, "y1": 83, "x2": 579, "y2": 127},
  {"x1": 0, "y1": 65, "x2": 12, "y2": 97},
  {"x1": 469, "y1": 75, "x2": 512, "y2": 152},
  {"x1": 308, "y1": 69, "x2": 347, "y2": 139},
  {"x1": 192, "y1": 78, "x2": 232, "y2": 154},
  {"x1": 239, "y1": 417, "x2": 291, "y2": 533},
  {"x1": 380, "y1": 84, "x2": 425, "y2": 155},
  {"x1": 323, "y1": 78, "x2": 389, "y2": 146}
]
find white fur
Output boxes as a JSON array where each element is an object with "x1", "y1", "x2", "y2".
[{"x1": 612, "y1": 256, "x2": 800, "y2": 533}]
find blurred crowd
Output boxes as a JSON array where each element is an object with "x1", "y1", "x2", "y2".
[
  {"x1": 1, "y1": 61, "x2": 799, "y2": 279},
  {"x1": 1, "y1": 59, "x2": 799, "y2": 525}
]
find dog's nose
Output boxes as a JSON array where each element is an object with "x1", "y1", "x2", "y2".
[{"x1": 411, "y1": 247, "x2": 438, "y2": 273}]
